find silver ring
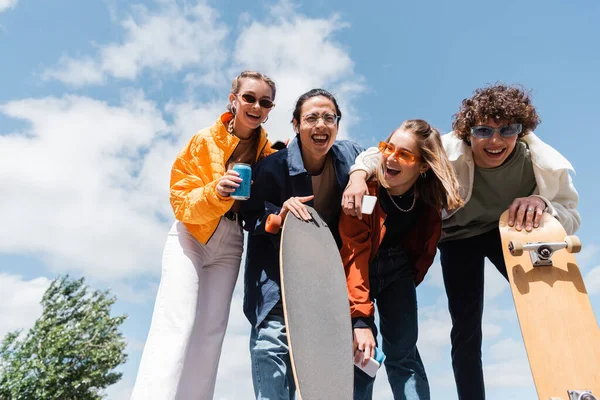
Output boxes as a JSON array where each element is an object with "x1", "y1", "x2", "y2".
[{"x1": 528, "y1": 207, "x2": 534, "y2": 212}]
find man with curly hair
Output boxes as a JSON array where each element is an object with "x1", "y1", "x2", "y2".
[{"x1": 342, "y1": 83, "x2": 580, "y2": 399}]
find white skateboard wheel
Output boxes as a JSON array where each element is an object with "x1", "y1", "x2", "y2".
[
  {"x1": 509, "y1": 240, "x2": 524, "y2": 257},
  {"x1": 565, "y1": 235, "x2": 582, "y2": 253}
]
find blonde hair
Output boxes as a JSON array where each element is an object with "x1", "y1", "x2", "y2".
[
  {"x1": 376, "y1": 119, "x2": 464, "y2": 211},
  {"x1": 227, "y1": 70, "x2": 276, "y2": 114}
]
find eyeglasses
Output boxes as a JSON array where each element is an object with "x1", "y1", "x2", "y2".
[
  {"x1": 470, "y1": 123, "x2": 522, "y2": 139},
  {"x1": 378, "y1": 141, "x2": 421, "y2": 164},
  {"x1": 238, "y1": 93, "x2": 275, "y2": 109},
  {"x1": 301, "y1": 113, "x2": 339, "y2": 127}
]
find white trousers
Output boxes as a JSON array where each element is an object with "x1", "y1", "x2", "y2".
[{"x1": 131, "y1": 219, "x2": 243, "y2": 400}]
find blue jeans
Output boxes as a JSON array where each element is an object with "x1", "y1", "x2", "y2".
[
  {"x1": 354, "y1": 245, "x2": 430, "y2": 400},
  {"x1": 250, "y1": 304, "x2": 296, "y2": 400},
  {"x1": 438, "y1": 228, "x2": 509, "y2": 400}
]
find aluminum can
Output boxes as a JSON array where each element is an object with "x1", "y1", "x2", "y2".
[{"x1": 231, "y1": 163, "x2": 251, "y2": 200}]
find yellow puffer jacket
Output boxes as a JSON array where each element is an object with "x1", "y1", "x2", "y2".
[{"x1": 170, "y1": 112, "x2": 276, "y2": 244}]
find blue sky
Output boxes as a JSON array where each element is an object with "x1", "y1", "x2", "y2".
[{"x1": 1, "y1": 0, "x2": 599, "y2": 399}]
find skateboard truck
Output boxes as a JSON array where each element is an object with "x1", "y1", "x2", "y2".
[
  {"x1": 508, "y1": 236, "x2": 582, "y2": 267},
  {"x1": 550, "y1": 390, "x2": 598, "y2": 400},
  {"x1": 549, "y1": 390, "x2": 597, "y2": 400},
  {"x1": 571, "y1": 390, "x2": 597, "y2": 400},
  {"x1": 569, "y1": 390, "x2": 597, "y2": 400}
]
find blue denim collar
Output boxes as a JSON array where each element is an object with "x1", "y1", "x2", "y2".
[
  {"x1": 286, "y1": 135, "x2": 347, "y2": 176},
  {"x1": 286, "y1": 136, "x2": 307, "y2": 176}
]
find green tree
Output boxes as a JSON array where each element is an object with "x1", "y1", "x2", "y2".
[{"x1": 0, "y1": 275, "x2": 128, "y2": 400}]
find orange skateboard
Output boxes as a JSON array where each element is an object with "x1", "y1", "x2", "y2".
[{"x1": 499, "y1": 210, "x2": 600, "y2": 400}]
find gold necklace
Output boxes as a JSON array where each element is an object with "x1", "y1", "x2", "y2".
[{"x1": 386, "y1": 188, "x2": 416, "y2": 212}]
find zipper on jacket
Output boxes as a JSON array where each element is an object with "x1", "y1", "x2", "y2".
[
  {"x1": 205, "y1": 218, "x2": 221, "y2": 244},
  {"x1": 224, "y1": 136, "x2": 240, "y2": 163},
  {"x1": 256, "y1": 135, "x2": 269, "y2": 162},
  {"x1": 378, "y1": 214, "x2": 387, "y2": 249},
  {"x1": 371, "y1": 213, "x2": 387, "y2": 260}
]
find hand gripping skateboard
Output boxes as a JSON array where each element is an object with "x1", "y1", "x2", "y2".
[{"x1": 499, "y1": 210, "x2": 600, "y2": 400}]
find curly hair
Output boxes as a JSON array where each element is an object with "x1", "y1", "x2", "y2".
[{"x1": 452, "y1": 84, "x2": 541, "y2": 144}]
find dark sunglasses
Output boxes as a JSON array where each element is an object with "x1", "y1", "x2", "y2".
[
  {"x1": 378, "y1": 141, "x2": 421, "y2": 164},
  {"x1": 238, "y1": 93, "x2": 275, "y2": 109},
  {"x1": 470, "y1": 123, "x2": 522, "y2": 139}
]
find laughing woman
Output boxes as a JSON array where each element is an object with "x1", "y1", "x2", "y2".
[
  {"x1": 342, "y1": 84, "x2": 580, "y2": 400},
  {"x1": 131, "y1": 71, "x2": 277, "y2": 400},
  {"x1": 241, "y1": 88, "x2": 363, "y2": 400},
  {"x1": 339, "y1": 120, "x2": 463, "y2": 400}
]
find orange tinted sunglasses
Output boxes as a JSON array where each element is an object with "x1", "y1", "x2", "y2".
[{"x1": 378, "y1": 141, "x2": 421, "y2": 164}]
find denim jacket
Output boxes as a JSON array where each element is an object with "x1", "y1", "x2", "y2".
[{"x1": 241, "y1": 136, "x2": 363, "y2": 328}]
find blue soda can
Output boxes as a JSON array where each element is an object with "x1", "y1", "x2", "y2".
[{"x1": 231, "y1": 163, "x2": 251, "y2": 200}]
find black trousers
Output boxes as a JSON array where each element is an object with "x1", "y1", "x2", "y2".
[{"x1": 438, "y1": 228, "x2": 509, "y2": 400}]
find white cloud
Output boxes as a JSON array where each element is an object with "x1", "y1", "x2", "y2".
[
  {"x1": 43, "y1": 1, "x2": 229, "y2": 86},
  {"x1": 108, "y1": 280, "x2": 159, "y2": 305},
  {"x1": 578, "y1": 243, "x2": 598, "y2": 268},
  {"x1": 418, "y1": 296, "x2": 452, "y2": 363},
  {"x1": 422, "y1": 258, "x2": 509, "y2": 301},
  {"x1": 43, "y1": 56, "x2": 106, "y2": 86},
  {"x1": 484, "y1": 259, "x2": 510, "y2": 300},
  {"x1": 232, "y1": 10, "x2": 364, "y2": 141},
  {"x1": 422, "y1": 260, "x2": 444, "y2": 289},
  {"x1": 1, "y1": 1, "x2": 366, "y2": 284},
  {"x1": 0, "y1": 0, "x2": 18, "y2": 13},
  {"x1": 213, "y1": 271, "x2": 254, "y2": 399},
  {"x1": 0, "y1": 93, "x2": 173, "y2": 279},
  {"x1": 102, "y1": 376, "x2": 134, "y2": 400},
  {"x1": 484, "y1": 358, "x2": 533, "y2": 388},
  {"x1": 0, "y1": 273, "x2": 51, "y2": 339},
  {"x1": 585, "y1": 265, "x2": 600, "y2": 295},
  {"x1": 489, "y1": 337, "x2": 526, "y2": 362}
]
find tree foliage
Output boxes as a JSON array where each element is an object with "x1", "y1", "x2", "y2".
[{"x1": 0, "y1": 275, "x2": 127, "y2": 399}]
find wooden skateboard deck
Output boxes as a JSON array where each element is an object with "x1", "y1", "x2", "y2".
[
  {"x1": 499, "y1": 210, "x2": 600, "y2": 400},
  {"x1": 278, "y1": 206, "x2": 354, "y2": 400}
]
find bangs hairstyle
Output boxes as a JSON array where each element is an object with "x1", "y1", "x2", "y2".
[
  {"x1": 452, "y1": 83, "x2": 541, "y2": 144},
  {"x1": 376, "y1": 120, "x2": 464, "y2": 211},
  {"x1": 227, "y1": 70, "x2": 276, "y2": 114}
]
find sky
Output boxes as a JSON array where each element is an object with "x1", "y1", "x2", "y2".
[{"x1": 1, "y1": 0, "x2": 599, "y2": 399}]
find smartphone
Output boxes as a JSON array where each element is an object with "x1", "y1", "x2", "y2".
[
  {"x1": 354, "y1": 347, "x2": 386, "y2": 377},
  {"x1": 361, "y1": 195, "x2": 377, "y2": 215}
]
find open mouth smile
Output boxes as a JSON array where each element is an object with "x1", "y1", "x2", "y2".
[
  {"x1": 246, "y1": 112, "x2": 261, "y2": 121},
  {"x1": 484, "y1": 147, "x2": 506, "y2": 158},
  {"x1": 311, "y1": 133, "x2": 329, "y2": 146},
  {"x1": 385, "y1": 165, "x2": 401, "y2": 177}
]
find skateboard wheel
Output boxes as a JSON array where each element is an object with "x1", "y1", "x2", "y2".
[
  {"x1": 509, "y1": 240, "x2": 523, "y2": 257},
  {"x1": 565, "y1": 235, "x2": 582, "y2": 253},
  {"x1": 265, "y1": 214, "x2": 282, "y2": 234}
]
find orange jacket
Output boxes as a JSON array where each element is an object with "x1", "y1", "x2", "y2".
[
  {"x1": 170, "y1": 112, "x2": 276, "y2": 244},
  {"x1": 339, "y1": 181, "x2": 442, "y2": 319}
]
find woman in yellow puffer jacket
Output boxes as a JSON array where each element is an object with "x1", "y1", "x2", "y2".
[{"x1": 131, "y1": 71, "x2": 278, "y2": 400}]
